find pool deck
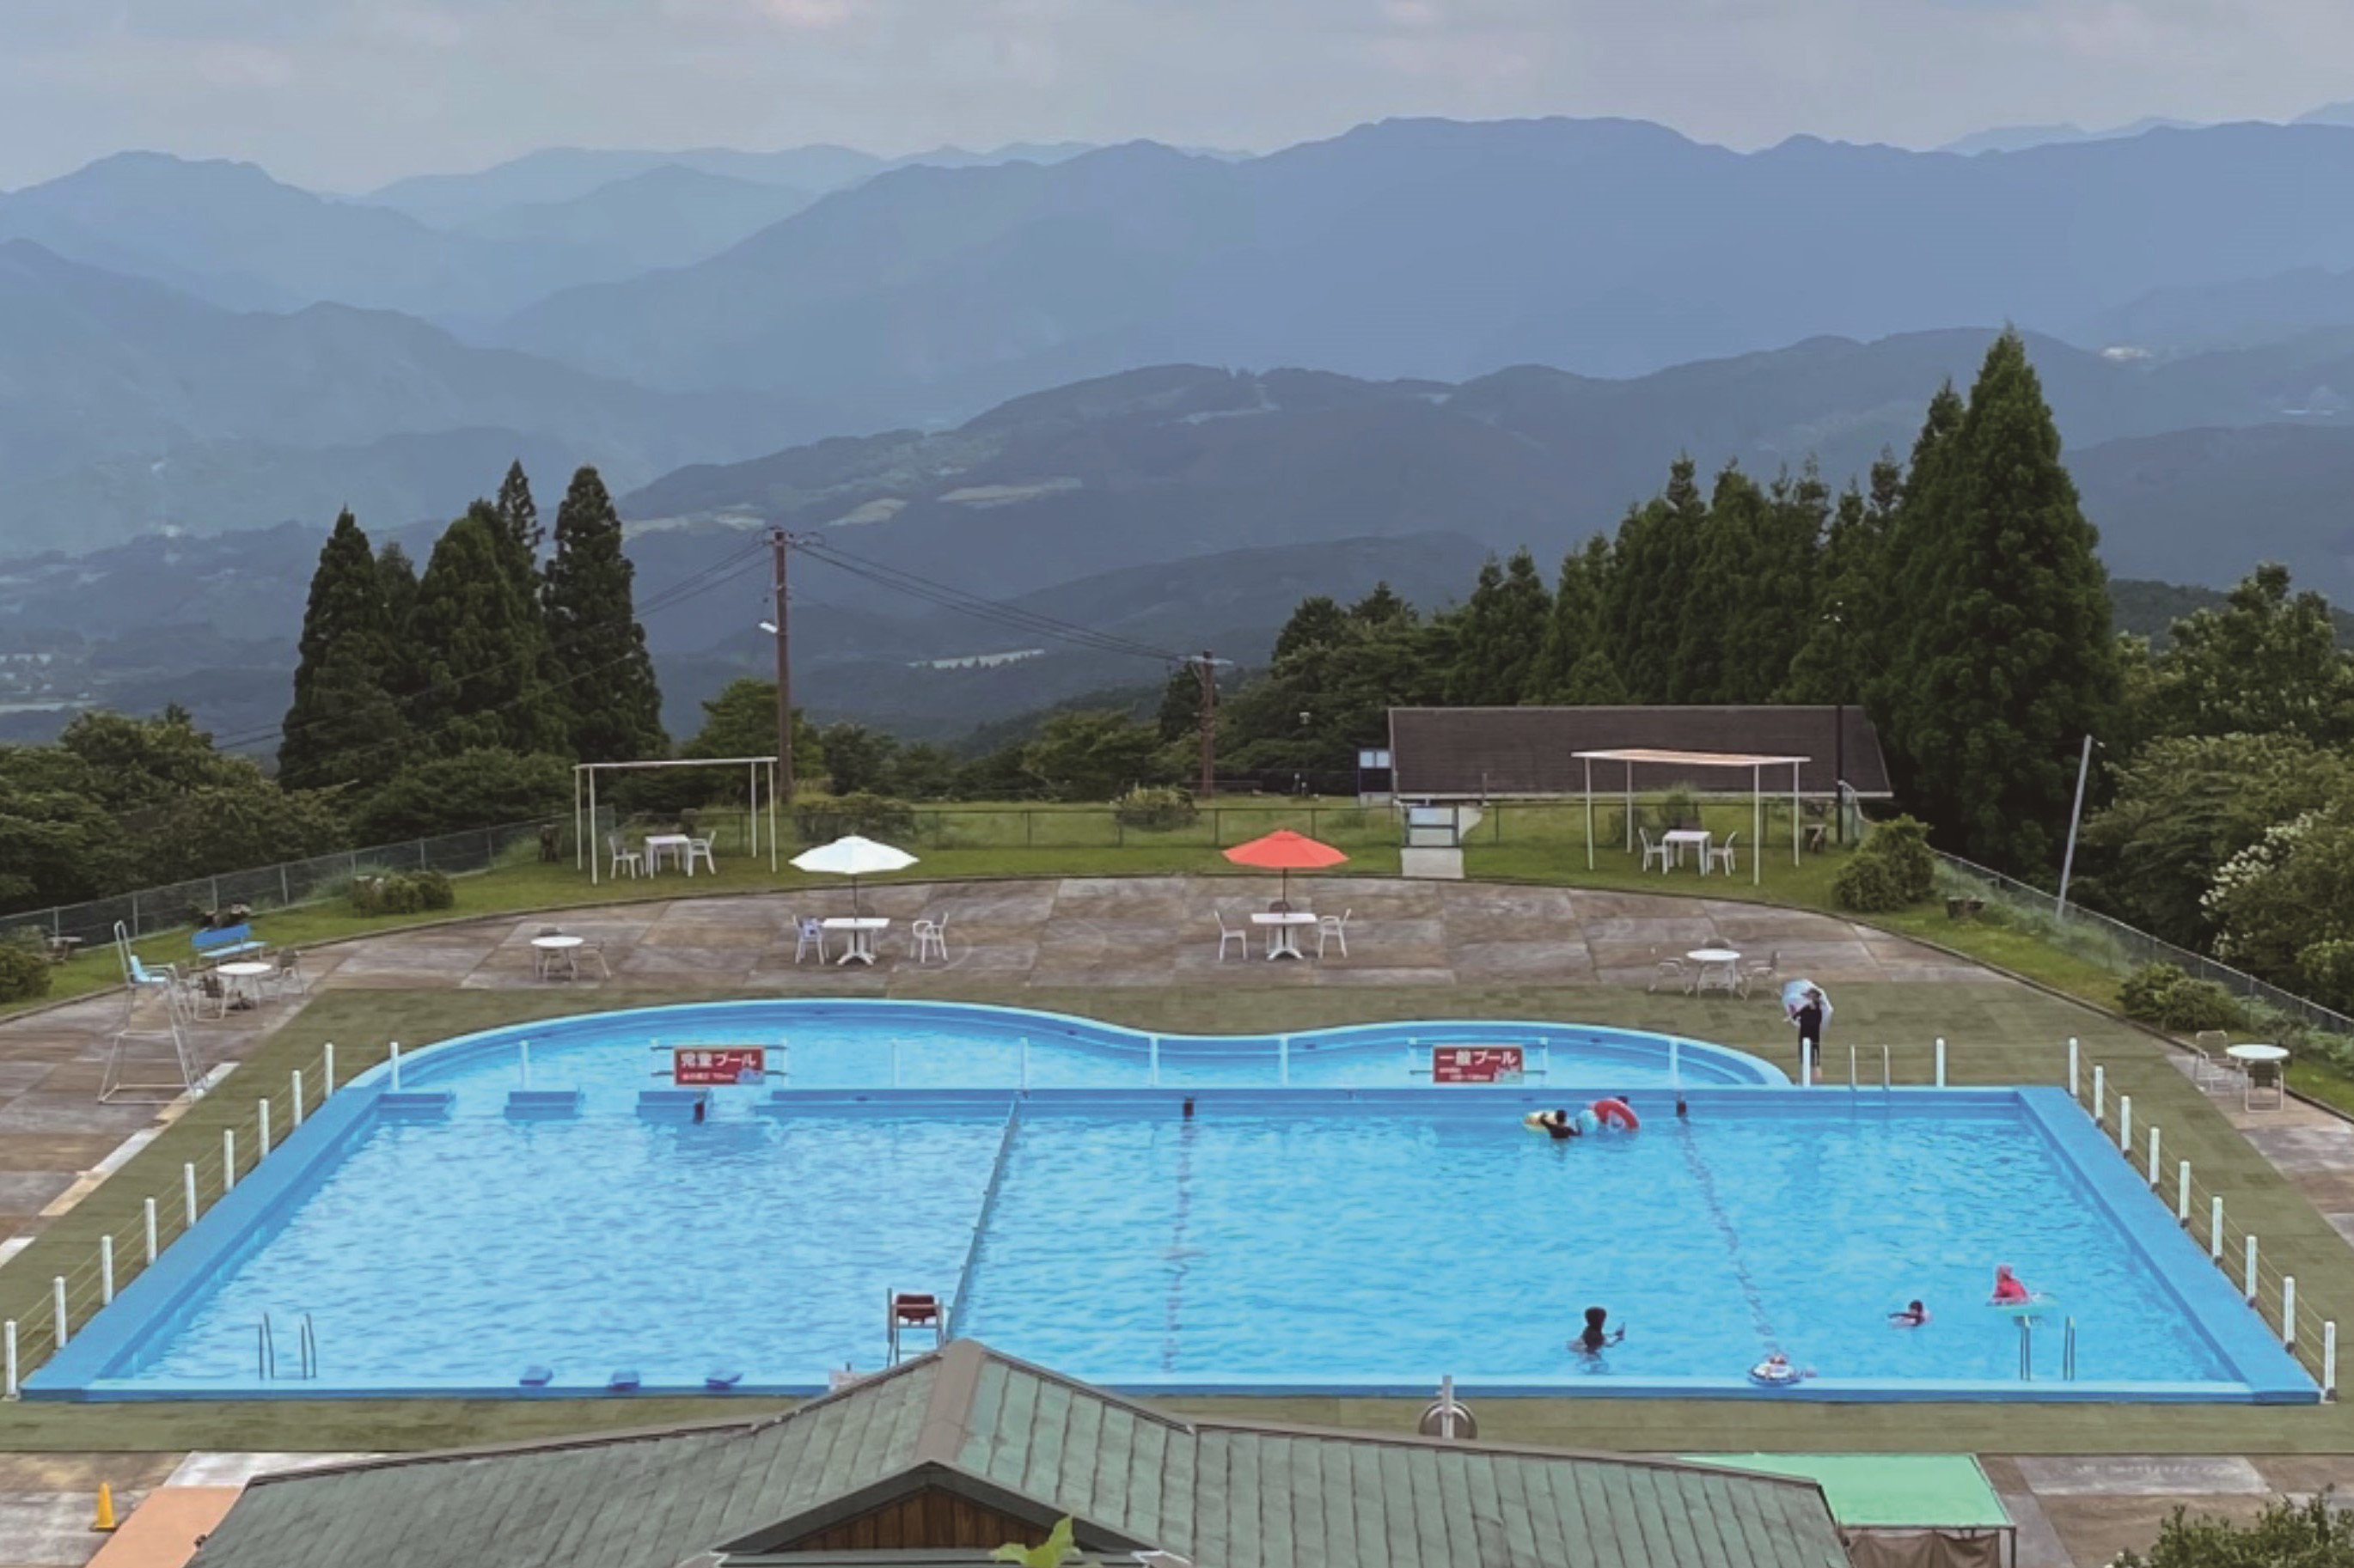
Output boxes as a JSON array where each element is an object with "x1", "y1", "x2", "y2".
[{"x1": 0, "y1": 875, "x2": 2351, "y2": 1565}]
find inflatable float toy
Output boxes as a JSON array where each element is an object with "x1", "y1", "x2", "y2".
[
  {"x1": 1522, "y1": 1101, "x2": 1640, "y2": 1137},
  {"x1": 1591, "y1": 1097, "x2": 1639, "y2": 1131},
  {"x1": 1987, "y1": 1294, "x2": 2057, "y2": 1319},
  {"x1": 1748, "y1": 1354, "x2": 1808, "y2": 1388}
]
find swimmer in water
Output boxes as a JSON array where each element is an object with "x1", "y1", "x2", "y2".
[
  {"x1": 1991, "y1": 1265, "x2": 2032, "y2": 1303},
  {"x1": 1888, "y1": 1299, "x2": 1929, "y2": 1327},
  {"x1": 1526, "y1": 1107, "x2": 1599, "y2": 1140},
  {"x1": 1573, "y1": 1307, "x2": 1625, "y2": 1354}
]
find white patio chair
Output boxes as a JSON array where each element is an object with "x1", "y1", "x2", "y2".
[
  {"x1": 1739, "y1": 949, "x2": 1778, "y2": 998},
  {"x1": 1648, "y1": 949, "x2": 1691, "y2": 994},
  {"x1": 2190, "y1": 1029, "x2": 2241, "y2": 1092},
  {"x1": 686, "y1": 836, "x2": 718, "y2": 875},
  {"x1": 795, "y1": 917, "x2": 828, "y2": 964},
  {"x1": 1215, "y1": 910, "x2": 1248, "y2": 962},
  {"x1": 266, "y1": 949, "x2": 309, "y2": 1000},
  {"x1": 607, "y1": 833, "x2": 644, "y2": 880},
  {"x1": 1639, "y1": 828, "x2": 1672, "y2": 874},
  {"x1": 1317, "y1": 909, "x2": 1353, "y2": 959},
  {"x1": 1709, "y1": 832, "x2": 1739, "y2": 876},
  {"x1": 912, "y1": 916, "x2": 950, "y2": 964}
]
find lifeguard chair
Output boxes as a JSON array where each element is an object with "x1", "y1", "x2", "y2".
[{"x1": 887, "y1": 1290, "x2": 945, "y2": 1364}]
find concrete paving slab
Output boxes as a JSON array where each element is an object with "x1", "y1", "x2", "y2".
[
  {"x1": 2014, "y1": 1455, "x2": 2270, "y2": 1496},
  {"x1": 0, "y1": 1494, "x2": 119, "y2": 1565},
  {"x1": 162, "y1": 1454, "x2": 378, "y2": 1487}
]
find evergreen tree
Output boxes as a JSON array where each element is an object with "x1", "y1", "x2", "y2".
[
  {"x1": 1602, "y1": 457, "x2": 1708, "y2": 701},
  {"x1": 1446, "y1": 552, "x2": 1549, "y2": 705},
  {"x1": 377, "y1": 540, "x2": 419, "y2": 631},
  {"x1": 1672, "y1": 465, "x2": 1766, "y2": 702},
  {"x1": 278, "y1": 511, "x2": 407, "y2": 790},
  {"x1": 1271, "y1": 596, "x2": 1349, "y2": 662},
  {"x1": 376, "y1": 538, "x2": 425, "y2": 717},
  {"x1": 1348, "y1": 582, "x2": 1412, "y2": 628},
  {"x1": 542, "y1": 466, "x2": 667, "y2": 763},
  {"x1": 1876, "y1": 332, "x2": 2120, "y2": 871},
  {"x1": 492, "y1": 461, "x2": 543, "y2": 567},
  {"x1": 1530, "y1": 534, "x2": 1624, "y2": 703},
  {"x1": 408, "y1": 509, "x2": 568, "y2": 757}
]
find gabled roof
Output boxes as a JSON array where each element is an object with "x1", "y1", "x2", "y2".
[{"x1": 192, "y1": 1342, "x2": 1850, "y2": 1568}]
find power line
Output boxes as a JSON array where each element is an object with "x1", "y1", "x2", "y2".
[{"x1": 792, "y1": 538, "x2": 1185, "y2": 665}]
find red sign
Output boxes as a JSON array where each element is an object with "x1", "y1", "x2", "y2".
[
  {"x1": 1432, "y1": 1046, "x2": 1525, "y2": 1085},
  {"x1": 672, "y1": 1047, "x2": 767, "y2": 1086}
]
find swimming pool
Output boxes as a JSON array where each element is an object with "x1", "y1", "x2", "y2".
[{"x1": 30, "y1": 1005, "x2": 2310, "y2": 1403}]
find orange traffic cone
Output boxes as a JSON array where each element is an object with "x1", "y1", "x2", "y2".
[{"x1": 91, "y1": 1482, "x2": 116, "y2": 1532}]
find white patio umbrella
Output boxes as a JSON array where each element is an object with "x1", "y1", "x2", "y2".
[{"x1": 791, "y1": 834, "x2": 918, "y2": 914}]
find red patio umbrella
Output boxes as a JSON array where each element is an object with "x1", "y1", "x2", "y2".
[{"x1": 1222, "y1": 828, "x2": 1348, "y2": 906}]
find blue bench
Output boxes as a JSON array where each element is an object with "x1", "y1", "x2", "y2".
[{"x1": 191, "y1": 923, "x2": 266, "y2": 963}]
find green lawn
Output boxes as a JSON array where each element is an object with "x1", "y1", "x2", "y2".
[{"x1": 3, "y1": 976, "x2": 2352, "y2": 1455}]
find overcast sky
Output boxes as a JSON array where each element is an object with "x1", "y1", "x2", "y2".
[{"x1": 3, "y1": 0, "x2": 2350, "y2": 192}]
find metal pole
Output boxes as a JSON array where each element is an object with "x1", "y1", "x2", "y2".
[
  {"x1": 323, "y1": 1041, "x2": 335, "y2": 1092},
  {"x1": 2092, "y1": 1065, "x2": 2105, "y2": 1124},
  {"x1": 1584, "y1": 756, "x2": 1594, "y2": 871},
  {"x1": 2284, "y1": 1277, "x2": 2298, "y2": 1347},
  {"x1": 1195, "y1": 652, "x2": 1218, "y2": 802},
  {"x1": 2119, "y1": 1095, "x2": 2131, "y2": 1153},
  {"x1": 144, "y1": 1199, "x2": 157, "y2": 1265},
  {"x1": 2178, "y1": 1160, "x2": 2192, "y2": 1223},
  {"x1": 2327, "y1": 1321, "x2": 2339, "y2": 1400},
  {"x1": 574, "y1": 767, "x2": 584, "y2": 871},
  {"x1": 2211, "y1": 1196, "x2": 2225, "y2": 1260},
  {"x1": 184, "y1": 1162, "x2": 198, "y2": 1226},
  {"x1": 1752, "y1": 762, "x2": 1761, "y2": 887},
  {"x1": 1790, "y1": 760, "x2": 1798, "y2": 871},
  {"x1": 3, "y1": 1321, "x2": 15, "y2": 1400},
  {"x1": 259, "y1": 1099, "x2": 271, "y2": 1153},
  {"x1": 2057, "y1": 733, "x2": 2095, "y2": 915},
  {"x1": 291, "y1": 1071, "x2": 304, "y2": 1126},
  {"x1": 223, "y1": 1129, "x2": 236, "y2": 1191},
  {"x1": 2246, "y1": 1235, "x2": 2259, "y2": 1303},
  {"x1": 100, "y1": 1237, "x2": 113, "y2": 1307},
  {"x1": 2148, "y1": 1126, "x2": 2161, "y2": 1185},
  {"x1": 588, "y1": 767, "x2": 599, "y2": 887},
  {"x1": 1625, "y1": 761, "x2": 1634, "y2": 854},
  {"x1": 773, "y1": 528, "x2": 795, "y2": 802},
  {"x1": 2068, "y1": 1038, "x2": 2079, "y2": 1098},
  {"x1": 768, "y1": 760, "x2": 779, "y2": 872},
  {"x1": 1935, "y1": 1037, "x2": 1947, "y2": 1087},
  {"x1": 1833, "y1": 699, "x2": 1847, "y2": 845},
  {"x1": 52, "y1": 1278, "x2": 66, "y2": 1349},
  {"x1": 390, "y1": 1041, "x2": 401, "y2": 1091}
]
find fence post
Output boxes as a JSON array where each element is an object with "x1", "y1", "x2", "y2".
[
  {"x1": 50, "y1": 1279, "x2": 66, "y2": 1350},
  {"x1": 210, "y1": 876, "x2": 222, "y2": 914},
  {"x1": 1935, "y1": 1037, "x2": 1947, "y2": 1087},
  {"x1": 2092, "y1": 1065, "x2": 2105, "y2": 1124},
  {"x1": 291, "y1": 1071, "x2": 304, "y2": 1126},
  {"x1": 2068, "y1": 1038, "x2": 2079, "y2": 1098},
  {"x1": 3, "y1": 1321, "x2": 14, "y2": 1400},
  {"x1": 2178, "y1": 1160, "x2": 2192, "y2": 1223},
  {"x1": 2148, "y1": 1126, "x2": 2161, "y2": 1186},
  {"x1": 184, "y1": 1162, "x2": 198, "y2": 1226},
  {"x1": 2284, "y1": 1277, "x2": 2298, "y2": 1348},
  {"x1": 2327, "y1": 1321, "x2": 2339, "y2": 1400},
  {"x1": 144, "y1": 1199, "x2": 156, "y2": 1265},
  {"x1": 259, "y1": 1099, "x2": 271, "y2": 1154},
  {"x1": 2119, "y1": 1095, "x2": 2131, "y2": 1153},
  {"x1": 323, "y1": 1042, "x2": 335, "y2": 1092},
  {"x1": 390, "y1": 1041, "x2": 401, "y2": 1091},
  {"x1": 2210, "y1": 1195, "x2": 2224, "y2": 1260},
  {"x1": 223, "y1": 1129, "x2": 237, "y2": 1191},
  {"x1": 2246, "y1": 1236, "x2": 2259, "y2": 1303},
  {"x1": 280, "y1": 863, "x2": 291, "y2": 907},
  {"x1": 100, "y1": 1236, "x2": 113, "y2": 1307}
]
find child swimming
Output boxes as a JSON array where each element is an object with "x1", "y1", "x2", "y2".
[
  {"x1": 1888, "y1": 1300, "x2": 1929, "y2": 1327},
  {"x1": 1572, "y1": 1307, "x2": 1625, "y2": 1354}
]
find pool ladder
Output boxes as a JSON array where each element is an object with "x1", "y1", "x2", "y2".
[
  {"x1": 257, "y1": 1313, "x2": 318, "y2": 1380},
  {"x1": 2015, "y1": 1316, "x2": 2078, "y2": 1382},
  {"x1": 1846, "y1": 1045, "x2": 1892, "y2": 1090}
]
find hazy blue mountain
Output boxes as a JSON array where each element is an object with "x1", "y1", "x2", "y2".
[
  {"x1": 2081, "y1": 268, "x2": 2354, "y2": 352},
  {"x1": 2297, "y1": 102, "x2": 2354, "y2": 127},
  {"x1": 453, "y1": 166, "x2": 817, "y2": 280},
  {"x1": 497, "y1": 118, "x2": 2354, "y2": 403},
  {"x1": 363, "y1": 142, "x2": 1095, "y2": 229},
  {"x1": 1939, "y1": 116, "x2": 2198, "y2": 155},
  {"x1": 0, "y1": 241, "x2": 858, "y2": 552},
  {"x1": 0, "y1": 152, "x2": 582, "y2": 318}
]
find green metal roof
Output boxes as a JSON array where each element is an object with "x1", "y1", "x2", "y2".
[{"x1": 192, "y1": 1344, "x2": 1848, "y2": 1568}]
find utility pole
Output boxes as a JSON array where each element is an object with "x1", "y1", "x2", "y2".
[
  {"x1": 2057, "y1": 733, "x2": 2097, "y2": 917},
  {"x1": 772, "y1": 528, "x2": 794, "y2": 802},
  {"x1": 1193, "y1": 651, "x2": 1217, "y2": 801}
]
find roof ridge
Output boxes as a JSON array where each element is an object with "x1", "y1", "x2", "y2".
[
  {"x1": 1186, "y1": 1419, "x2": 1835, "y2": 1491},
  {"x1": 912, "y1": 1339, "x2": 1194, "y2": 1467},
  {"x1": 240, "y1": 1413, "x2": 773, "y2": 1488}
]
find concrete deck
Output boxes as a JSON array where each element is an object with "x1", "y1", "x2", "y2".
[{"x1": 0, "y1": 876, "x2": 2345, "y2": 1566}]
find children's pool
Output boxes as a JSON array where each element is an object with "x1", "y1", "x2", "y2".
[{"x1": 29, "y1": 1004, "x2": 2310, "y2": 1403}]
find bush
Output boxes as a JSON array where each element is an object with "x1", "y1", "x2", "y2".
[
  {"x1": 2115, "y1": 1492, "x2": 2354, "y2": 1567},
  {"x1": 1112, "y1": 785, "x2": 1199, "y2": 832},
  {"x1": 351, "y1": 869, "x2": 457, "y2": 918},
  {"x1": 351, "y1": 749, "x2": 573, "y2": 844},
  {"x1": 792, "y1": 791, "x2": 917, "y2": 844},
  {"x1": 2299, "y1": 939, "x2": 2354, "y2": 1015},
  {"x1": 2118, "y1": 961, "x2": 2246, "y2": 1033},
  {"x1": 2119, "y1": 962, "x2": 2191, "y2": 1022},
  {"x1": 1831, "y1": 815, "x2": 1937, "y2": 913},
  {"x1": 1653, "y1": 785, "x2": 1699, "y2": 832},
  {"x1": 0, "y1": 936, "x2": 50, "y2": 1004},
  {"x1": 1831, "y1": 855, "x2": 1908, "y2": 912}
]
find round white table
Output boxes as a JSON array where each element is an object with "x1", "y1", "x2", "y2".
[
  {"x1": 1685, "y1": 948, "x2": 1741, "y2": 995},
  {"x1": 217, "y1": 960, "x2": 274, "y2": 1010},
  {"x1": 2229, "y1": 1043, "x2": 2290, "y2": 1112},
  {"x1": 1252, "y1": 911, "x2": 1318, "y2": 961},
  {"x1": 823, "y1": 917, "x2": 890, "y2": 966},
  {"x1": 531, "y1": 934, "x2": 584, "y2": 980}
]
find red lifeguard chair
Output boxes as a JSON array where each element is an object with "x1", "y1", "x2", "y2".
[{"x1": 887, "y1": 1290, "x2": 945, "y2": 1364}]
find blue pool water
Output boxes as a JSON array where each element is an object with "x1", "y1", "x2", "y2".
[{"x1": 31, "y1": 1005, "x2": 2311, "y2": 1402}]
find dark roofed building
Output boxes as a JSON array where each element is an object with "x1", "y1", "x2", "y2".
[
  {"x1": 1390, "y1": 705, "x2": 1892, "y2": 800},
  {"x1": 189, "y1": 1341, "x2": 1850, "y2": 1568}
]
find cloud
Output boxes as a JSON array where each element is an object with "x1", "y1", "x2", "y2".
[{"x1": 2, "y1": 0, "x2": 2352, "y2": 191}]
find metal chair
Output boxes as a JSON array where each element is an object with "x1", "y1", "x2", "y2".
[
  {"x1": 607, "y1": 833, "x2": 643, "y2": 880},
  {"x1": 912, "y1": 916, "x2": 950, "y2": 964},
  {"x1": 1639, "y1": 828, "x2": 1672, "y2": 874},
  {"x1": 2190, "y1": 1029, "x2": 2241, "y2": 1092},
  {"x1": 1317, "y1": 909, "x2": 1352, "y2": 959},
  {"x1": 795, "y1": 918, "x2": 828, "y2": 964},
  {"x1": 1215, "y1": 910, "x2": 1248, "y2": 962},
  {"x1": 1648, "y1": 948, "x2": 1690, "y2": 995}
]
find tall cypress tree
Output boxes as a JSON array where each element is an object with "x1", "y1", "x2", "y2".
[
  {"x1": 1603, "y1": 457, "x2": 1708, "y2": 702},
  {"x1": 409, "y1": 509, "x2": 568, "y2": 756},
  {"x1": 543, "y1": 466, "x2": 667, "y2": 763},
  {"x1": 1878, "y1": 332, "x2": 2119, "y2": 871},
  {"x1": 1447, "y1": 549, "x2": 1550, "y2": 705},
  {"x1": 492, "y1": 461, "x2": 543, "y2": 567},
  {"x1": 1531, "y1": 534, "x2": 1626, "y2": 703},
  {"x1": 278, "y1": 510, "x2": 407, "y2": 790}
]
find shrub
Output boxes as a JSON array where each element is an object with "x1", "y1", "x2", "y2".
[
  {"x1": 1112, "y1": 785, "x2": 1198, "y2": 832},
  {"x1": 792, "y1": 791, "x2": 917, "y2": 844},
  {"x1": 2114, "y1": 1491, "x2": 2354, "y2": 1567},
  {"x1": 1831, "y1": 855, "x2": 1908, "y2": 913},
  {"x1": 1653, "y1": 785, "x2": 1698, "y2": 832},
  {"x1": 2119, "y1": 962, "x2": 2190, "y2": 1022},
  {"x1": 0, "y1": 930, "x2": 50, "y2": 1005},
  {"x1": 351, "y1": 870, "x2": 457, "y2": 918},
  {"x1": 2119, "y1": 961, "x2": 2245, "y2": 1033},
  {"x1": 2299, "y1": 939, "x2": 2354, "y2": 1015}
]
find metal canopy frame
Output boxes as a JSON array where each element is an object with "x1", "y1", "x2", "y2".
[
  {"x1": 1573, "y1": 747, "x2": 1809, "y2": 887},
  {"x1": 573, "y1": 757, "x2": 780, "y2": 885}
]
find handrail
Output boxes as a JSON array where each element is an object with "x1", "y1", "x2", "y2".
[
  {"x1": 257, "y1": 1313, "x2": 275, "y2": 1380},
  {"x1": 298, "y1": 1313, "x2": 317, "y2": 1379}
]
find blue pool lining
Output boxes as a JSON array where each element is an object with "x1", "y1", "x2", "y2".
[
  {"x1": 357, "y1": 998, "x2": 1787, "y2": 1089},
  {"x1": 29, "y1": 1081, "x2": 2314, "y2": 1402}
]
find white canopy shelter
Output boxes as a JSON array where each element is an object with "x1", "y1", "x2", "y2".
[
  {"x1": 575, "y1": 757, "x2": 779, "y2": 885},
  {"x1": 1574, "y1": 747, "x2": 1808, "y2": 887},
  {"x1": 792, "y1": 834, "x2": 919, "y2": 913}
]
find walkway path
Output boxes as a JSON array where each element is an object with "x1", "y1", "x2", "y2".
[{"x1": 0, "y1": 876, "x2": 2342, "y2": 1566}]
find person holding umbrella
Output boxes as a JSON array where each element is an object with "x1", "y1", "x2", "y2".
[{"x1": 1782, "y1": 979, "x2": 1831, "y2": 1080}]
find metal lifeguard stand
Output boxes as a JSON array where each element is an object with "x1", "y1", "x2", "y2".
[{"x1": 887, "y1": 1290, "x2": 945, "y2": 1364}]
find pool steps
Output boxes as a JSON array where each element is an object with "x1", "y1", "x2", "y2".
[
  {"x1": 376, "y1": 1091, "x2": 453, "y2": 1122},
  {"x1": 637, "y1": 1089, "x2": 709, "y2": 1123},
  {"x1": 504, "y1": 1089, "x2": 584, "y2": 1121}
]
